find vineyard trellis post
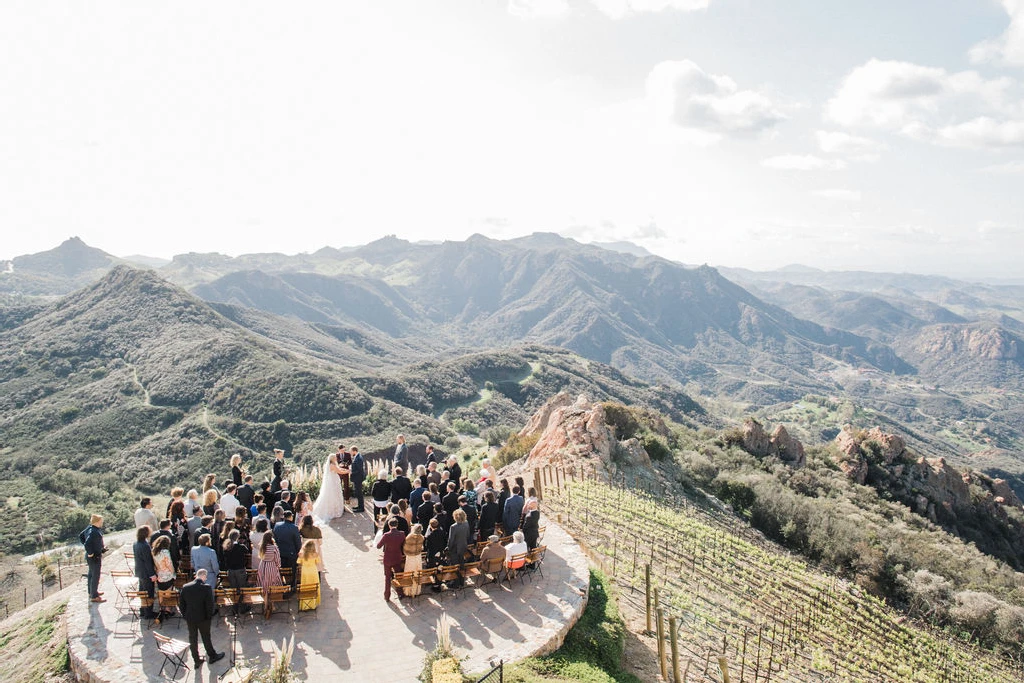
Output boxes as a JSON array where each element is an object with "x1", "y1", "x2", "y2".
[
  {"x1": 645, "y1": 564, "x2": 653, "y2": 633},
  {"x1": 719, "y1": 657, "x2": 732, "y2": 683},
  {"x1": 657, "y1": 607, "x2": 668, "y2": 681},
  {"x1": 534, "y1": 467, "x2": 542, "y2": 501},
  {"x1": 670, "y1": 616, "x2": 681, "y2": 683}
]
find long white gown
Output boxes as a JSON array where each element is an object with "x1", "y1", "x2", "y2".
[{"x1": 312, "y1": 455, "x2": 346, "y2": 523}]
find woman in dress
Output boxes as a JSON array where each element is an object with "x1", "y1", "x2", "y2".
[
  {"x1": 403, "y1": 523, "x2": 425, "y2": 597},
  {"x1": 230, "y1": 453, "x2": 244, "y2": 487},
  {"x1": 257, "y1": 532, "x2": 283, "y2": 599},
  {"x1": 311, "y1": 453, "x2": 346, "y2": 523},
  {"x1": 398, "y1": 498, "x2": 413, "y2": 527},
  {"x1": 152, "y1": 535, "x2": 176, "y2": 625},
  {"x1": 297, "y1": 540, "x2": 321, "y2": 610},
  {"x1": 294, "y1": 491, "x2": 313, "y2": 528},
  {"x1": 424, "y1": 518, "x2": 446, "y2": 568},
  {"x1": 523, "y1": 487, "x2": 540, "y2": 517},
  {"x1": 299, "y1": 515, "x2": 325, "y2": 573}
]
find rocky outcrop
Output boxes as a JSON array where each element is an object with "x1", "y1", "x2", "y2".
[
  {"x1": 741, "y1": 419, "x2": 806, "y2": 468},
  {"x1": 519, "y1": 391, "x2": 573, "y2": 438}
]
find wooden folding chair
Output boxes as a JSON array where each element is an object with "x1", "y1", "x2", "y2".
[
  {"x1": 122, "y1": 551, "x2": 134, "y2": 571},
  {"x1": 391, "y1": 571, "x2": 416, "y2": 598},
  {"x1": 504, "y1": 553, "x2": 528, "y2": 587},
  {"x1": 109, "y1": 570, "x2": 137, "y2": 613},
  {"x1": 295, "y1": 582, "x2": 320, "y2": 617},
  {"x1": 460, "y1": 561, "x2": 483, "y2": 589},
  {"x1": 479, "y1": 556, "x2": 505, "y2": 586},
  {"x1": 153, "y1": 632, "x2": 190, "y2": 678},
  {"x1": 415, "y1": 568, "x2": 438, "y2": 595},
  {"x1": 156, "y1": 588, "x2": 182, "y2": 628},
  {"x1": 237, "y1": 587, "x2": 265, "y2": 622},
  {"x1": 436, "y1": 564, "x2": 465, "y2": 597},
  {"x1": 265, "y1": 585, "x2": 292, "y2": 620},
  {"x1": 125, "y1": 590, "x2": 155, "y2": 628},
  {"x1": 215, "y1": 588, "x2": 240, "y2": 614},
  {"x1": 525, "y1": 545, "x2": 547, "y2": 580}
]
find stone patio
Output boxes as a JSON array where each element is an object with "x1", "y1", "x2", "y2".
[{"x1": 66, "y1": 511, "x2": 589, "y2": 682}]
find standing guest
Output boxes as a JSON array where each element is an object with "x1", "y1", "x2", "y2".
[
  {"x1": 193, "y1": 515, "x2": 215, "y2": 547},
  {"x1": 502, "y1": 486, "x2": 525, "y2": 536},
  {"x1": 202, "y1": 473, "x2": 219, "y2": 500},
  {"x1": 257, "y1": 533, "x2": 283, "y2": 599},
  {"x1": 294, "y1": 491, "x2": 313, "y2": 528},
  {"x1": 522, "y1": 509, "x2": 541, "y2": 550},
  {"x1": 461, "y1": 477, "x2": 477, "y2": 506},
  {"x1": 447, "y1": 509, "x2": 470, "y2": 569},
  {"x1": 377, "y1": 518, "x2": 406, "y2": 601},
  {"x1": 426, "y1": 462, "x2": 442, "y2": 488},
  {"x1": 444, "y1": 456, "x2": 462, "y2": 488},
  {"x1": 350, "y1": 446, "x2": 366, "y2": 513},
  {"x1": 134, "y1": 526, "x2": 159, "y2": 620},
  {"x1": 260, "y1": 481, "x2": 277, "y2": 509},
  {"x1": 212, "y1": 510, "x2": 228, "y2": 549},
  {"x1": 152, "y1": 535, "x2": 176, "y2": 624},
  {"x1": 391, "y1": 467, "x2": 412, "y2": 503},
  {"x1": 425, "y1": 444, "x2": 437, "y2": 464},
  {"x1": 271, "y1": 504, "x2": 285, "y2": 526},
  {"x1": 458, "y1": 495, "x2": 478, "y2": 541},
  {"x1": 134, "y1": 497, "x2": 159, "y2": 531},
  {"x1": 80, "y1": 514, "x2": 106, "y2": 603},
  {"x1": 409, "y1": 476, "x2": 427, "y2": 519},
  {"x1": 478, "y1": 458, "x2": 498, "y2": 485},
  {"x1": 217, "y1": 520, "x2": 236, "y2": 565},
  {"x1": 299, "y1": 515, "x2": 325, "y2": 573},
  {"x1": 403, "y1": 523, "x2": 425, "y2": 597},
  {"x1": 497, "y1": 479, "x2": 511, "y2": 520},
  {"x1": 523, "y1": 487, "x2": 540, "y2": 517},
  {"x1": 152, "y1": 519, "x2": 181, "y2": 570},
  {"x1": 187, "y1": 508, "x2": 205, "y2": 543},
  {"x1": 220, "y1": 484, "x2": 241, "y2": 517},
  {"x1": 222, "y1": 530, "x2": 248, "y2": 613},
  {"x1": 271, "y1": 449, "x2": 285, "y2": 492},
  {"x1": 165, "y1": 488, "x2": 185, "y2": 518},
  {"x1": 237, "y1": 476, "x2": 256, "y2": 516},
  {"x1": 183, "y1": 489, "x2": 201, "y2": 518},
  {"x1": 393, "y1": 434, "x2": 409, "y2": 475},
  {"x1": 230, "y1": 453, "x2": 245, "y2": 487},
  {"x1": 384, "y1": 504, "x2": 410, "y2": 535},
  {"x1": 417, "y1": 492, "x2": 435, "y2": 529},
  {"x1": 398, "y1": 498, "x2": 414, "y2": 528},
  {"x1": 479, "y1": 490, "x2": 501, "y2": 541},
  {"x1": 254, "y1": 503, "x2": 269, "y2": 525},
  {"x1": 178, "y1": 569, "x2": 224, "y2": 669},
  {"x1": 297, "y1": 540, "x2": 321, "y2": 611},
  {"x1": 371, "y1": 470, "x2": 392, "y2": 524},
  {"x1": 232, "y1": 508, "x2": 251, "y2": 548},
  {"x1": 250, "y1": 493, "x2": 264, "y2": 519},
  {"x1": 434, "y1": 503, "x2": 452, "y2": 537},
  {"x1": 337, "y1": 444, "x2": 352, "y2": 501},
  {"x1": 190, "y1": 535, "x2": 219, "y2": 588},
  {"x1": 250, "y1": 519, "x2": 269, "y2": 568},
  {"x1": 274, "y1": 511, "x2": 302, "y2": 592},
  {"x1": 442, "y1": 481, "x2": 460, "y2": 515},
  {"x1": 201, "y1": 490, "x2": 219, "y2": 517},
  {"x1": 424, "y1": 518, "x2": 446, "y2": 568}
]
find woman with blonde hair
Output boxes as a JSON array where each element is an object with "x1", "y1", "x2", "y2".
[
  {"x1": 202, "y1": 473, "x2": 219, "y2": 499},
  {"x1": 183, "y1": 489, "x2": 201, "y2": 518},
  {"x1": 398, "y1": 498, "x2": 413, "y2": 527},
  {"x1": 201, "y1": 489, "x2": 219, "y2": 517},
  {"x1": 165, "y1": 487, "x2": 185, "y2": 518},
  {"x1": 230, "y1": 453, "x2": 244, "y2": 487},
  {"x1": 403, "y1": 523, "x2": 425, "y2": 597},
  {"x1": 297, "y1": 540, "x2": 321, "y2": 610},
  {"x1": 299, "y1": 515, "x2": 325, "y2": 573}
]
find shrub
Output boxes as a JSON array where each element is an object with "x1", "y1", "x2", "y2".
[
  {"x1": 443, "y1": 436, "x2": 462, "y2": 451},
  {"x1": 450, "y1": 418, "x2": 480, "y2": 436},
  {"x1": 641, "y1": 434, "x2": 671, "y2": 461},
  {"x1": 483, "y1": 425, "x2": 516, "y2": 447},
  {"x1": 494, "y1": 432, "x2": 540, "y2": 469}
]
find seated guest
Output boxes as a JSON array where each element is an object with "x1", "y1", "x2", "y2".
[
  {"x1": 477, "y1": 491, "x2": 499, "y2": 543},
  {"x1": 134, "y1": 526, "x2": 158, "y2": 620},
  {"x1": 479, "y1": 534, "x2": 506, "y2": 570},
  {"x1": 504, "y1": 531, "x2": 529, "y2": 577},
  {"x1": 424, "y1": 518, "x2": 446, "y2": 568},
  {"x1": 299, "y1": 515, "x2": 324, "y2": 573},
  {"x1": 522, "y1": 509, "x2": 541, "y2": 550},
  {"x1": 416, "y1": 492, "x2": 434, "y2": 529},
  {"x1": 390, "y1": 467, "x2": 412, "y2": 503},
  {"x1": 134, "y1": 497, "x2": 159, "y2": 531},
  {"x1": 220, "y1": 485, "x2": 241, "y2": 516},
  {"x1": 371, "y1": 470, "x2": 392, "y2": 522},
  {"x1": 447, "y1": 509, "x2": 470, "y2": 567},
  {"x1": 190, "y1": 534, "x2": 219, "y2": 588}
]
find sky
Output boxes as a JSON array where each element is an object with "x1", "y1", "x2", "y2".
[{"x1": 1, "y1": 1, "x2": 1023, "y2": 278}]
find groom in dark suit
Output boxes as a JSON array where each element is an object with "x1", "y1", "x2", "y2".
[
  {"x1": 178, "y1": 569, "x2": 224, "y2": 669},
  {"x1": 350, "y1": 446, "x2": 366, "y2": 513}
]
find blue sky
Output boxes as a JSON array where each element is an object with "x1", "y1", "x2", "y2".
[{"x1": 1, "y1": 1, "x2": 1022, "y2": 277}]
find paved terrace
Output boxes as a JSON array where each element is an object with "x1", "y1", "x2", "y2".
[{"x1": 66, "y1": 512, "x2": 589, "y2": 682}]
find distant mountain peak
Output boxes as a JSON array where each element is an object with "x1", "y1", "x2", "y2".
[{"x1": 11, "y1": 236, "x2": 119, "y2": 279}]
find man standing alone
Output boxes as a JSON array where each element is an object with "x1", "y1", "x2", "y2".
[
  {"x1": 393, "y1": 434, "x2": 409, "y2": 476},
  {"x1": 178, "y1": 568, "x2": 224, "y2": 669},
  {"x1": 80, "y1": 514, "x2": 106, "y2": 603}
]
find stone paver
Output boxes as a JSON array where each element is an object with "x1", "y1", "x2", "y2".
[{"x1": 67, "y1": 511, "x2": 589, "y2": 682}]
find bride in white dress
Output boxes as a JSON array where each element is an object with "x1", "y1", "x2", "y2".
[{"x1": 312, "y1": 453, "x2": 346, "y2": 523}]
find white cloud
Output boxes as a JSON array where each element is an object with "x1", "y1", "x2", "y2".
[
  {"x1": 815, "y1": 130, "x2": 884, "y2": 161},
  {"x1": 762, "y1": 155, "x2": 846, "y2": 171},
  {"x1": 812, "y1": 188, "x2": 861, "y2": 202},
  {"x1": 826, "y1": 58, "x2": 1024, "y2": 149},
  {"x1": 646, "y1": 59, "x2": 786, "y2": 143},
  {"x1": 977, "y1": 159, "x2": 1024, "y2": 173},
  {"x1": 969, "y1": 0, "x2": 1024, "y2": 66},
  {"x1": 507, "y1": 0, "x2": 570, "y2": 19},
  {"x1": 590, "y1": 0, "x2": 709, "y2": 19}
]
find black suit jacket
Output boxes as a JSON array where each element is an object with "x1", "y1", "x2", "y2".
[
  {"x1": 236, "y1": 484, "x2": 255, "y2": 511},
  {"x1": 390, "y1": 476, "x2": 412, "y2": 503},
  {"x1": 442, "y1": 490, "x2": 460, "y2": 515},
  {"x1": 178, "y1": 578, "x2": 215, "y2": 623},
  {"x1": 478, "y1": 501, "x2": 499, "y2": 533},
  {"x1": 133, "y1": 540, "x2": 156, "y2": 581},
  {"x1": 151, "y1": 529, "x2": 180, "y2": 567}
]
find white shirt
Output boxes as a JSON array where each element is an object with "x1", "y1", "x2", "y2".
[
  {"x1": 504, "y1": 541, "x2": 528, "y2": 564},
  {"x1": 220, "y1": 493, "x2": 241, "y2": 513},
  {"x1": 134, "y1": 507, "x2": 159, "y2": 531}
]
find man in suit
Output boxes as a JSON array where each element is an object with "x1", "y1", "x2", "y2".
[
  {"x1": 409, "y1": 478, "x2": 426, "y2": 518},
  {"x1": 502, "y1": 485, "x2": 525, "y2": 536},
  {"x1": 193, "y1": 515, "x2": 214, "y2": 547},
  {"x1": 80, "y1": 514, "x2": 106, "y2": 603},
  {"x1": 458, "y1": 495, "x2": 478, "y2": 540},
  {"x1": 134, "y1": 497, "x2": 159, "y2": 531},
  {"x1": 445, "y1": 456, "x2": 462, "y2": 488},
  {"x1": 393, "y1": 434, "x2": 409, "y2": 475},
  {"x1": 426, "y1": 461, "x2": 442, "y2": 488},
  {"x1": 442, "y1": 481, "x2": 460, "y2": 515},
  {"x1": 278, "y1": 490, "x2": 294, "y2": 514},
  {"x1": 178, "y1": 569, "x2": 225, "y2": 669},
  {"x1": 416, "y1": 491, "x2": 434, "y2": 529},
  {"x1": 133, "y1": 526, "x2": 159, "y2": 619},
  {"x1": 376, "y1": 518, "x2": 406, "y2": 601},
  {"x1": 274, "y1": 511, "x2": 302, "y2": 592},
  {"x1": 270, "y1": 449, "x2": 285, "y2": 493},
  {"x1": 478, "y1": 490, "x2": 499, "y2": 543},
  {"x1": 390, "y1": 467, "x2": 412, "y2": 504},
  {"x1": 190, "y1": 535, "x2": 219, "y2": 588},
  {"x1": 236, "y1": 476, "x2": 255, "y2": 514},
  {"x1": 425, "y1": 444, "x2": 437, "y2": 465},
  {"x1": 337, "y1": 443, "x2": 352, "y2": 500},
  {"x1": 350, "y1": 446, "x2": 366, "y2": 513}
]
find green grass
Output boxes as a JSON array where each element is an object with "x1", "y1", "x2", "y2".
[
  {"x1": 0, "y1": 601, "x2": 70, "y2": 682},
  {"x1": 499, "y1": 570, "x2": 641, "y2": 683}
]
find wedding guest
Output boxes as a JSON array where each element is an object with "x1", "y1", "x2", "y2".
[
  {"x1": 458, "y1": 495, "x2": 478, "y2": 540},
  {"x1": 447, "y1": 509, "x2": 470, "y2": 568},
  {"x1": 444, "y1": 456, "x2": 462, "y2": 487},
  {"x1": 479, "y1": 534, "x2": 505, "y2": 568},
  {"x1": 410, "y1": 477, "x2": 427, "y2": 519},
  {"x1": 166, "y1": 487, "x2": 185, "y2": 518},
  {"x1": 192, "y1": 515, "x2": 214, "y2": 547},
  {"x1": 522, "y1": 509, "x2": 541, "y2": 550},
  {"x1": 502, "y1": 485, "x2": 525, "y2": 535},
  {"x1": 134, "y1": 497, "x2": 159, "y2": 531},
  {"x1": 295, "y1": 491, "x2": 313, "y2": 528},
  {"x1": 523, "y1": 487, "x2": 540, "y2": 517},
  {"x1": 134, "y1": 526, "x2": 158, "y2": 619},
  {"x1": 220, "y1": 485, "x2": 240, "y2": 517},
  {"x1": 187, "y1": 508, "x2": 205, "y2": 542},
  {"x1": 80, "y1": 514, "x2": 106, "y2": 603},
  {"x1": 232, "y1": 508, "x2": 251, "y2": 549},
  {"x1": 299, "y1": 515, "x2": 324, "y2": 572},
  {"x1": 442, "y1": 481, "x2": 460, "y2": 515},
  {"x1": 398, "y1": 498, "x2": 413, "y2": 527},
  {"x1": 152, "y1": 519, "x2": 181, "y2": 570},
  {"x1": 230, "y1": 453, "x2": 244, "y2": 487},
  {"x1": 426, "y1": 462, "x2": 442, "y2": 488},
  {"x1": 424, "y1": 518, "x2": 446, "y2": 568},
  {"x1": 178, "y1": 569, "x2": 224, "y2": 668},
  {"x1": 297, "y1": 540, "x2": 321, "y2": 610},
  {"x1": 152, "y1": 534, "x2": 176, "y2": 624},
  {"x1": 478, "y1": 491, "x2": 499, "y2": 543},
  {"x1": 257, "y1": 533, "x2": 283, "y2": 599},
  {"x1": 425, "y1": 444, "x2": 437, "y2": 464},
  {"x1": 385, "y1": 504, "x2": 410, "y2": 535},
  {"x1": 217, "y1": 520, "x2": 235, "y2": 565},
  {"x1": 416, "y1": 491, "x2": 435, "y2": 529},
  {"x1": 183, "y1": 489, "x2": 201, "y2": 518},
  {"x1": 377, "y1": 518, "x2": 406, "y2": 601},
  {"x1": 371, "y1": 469, "x2": 392, "y2": 523},
  {"x1": 190, "y1": 535, "x2": 219, "y2": 589},
  {"x1": 391, "y1": 467, "x2": 412, "y2": 503},
  {"x1": 212, "y1": 510, "x2": 227, "y2": 549},
  {"x1": 497, "y1": 479, "x2": 511, "y2": 519},
  {"x1": 237, "y1": 476, "x2": 256, "y2": 515},
  {"x1": 279, "y1": 490, "x2": 294, "y2": 514},
  {"x1": 222, "y1": 530, "x2": 248, "y2": 613},
  {"x1": 274, "y1": 511, "x2": 302, "y2": 592},
  {"x1": 201, "y1": 489, "x2": 219, "y2": 517},
  {"x1": 434, "y1": 503, "x2": 452, "y2": 537},
  {"x1": 202, "y1": 473, "x2": 219, "y2": 499},
  {"x1": 403, "y1": 523, "x2": 425, "y2": 597},
  {"x1": 504, "y1": 530, "x2": 529, "y2": 578},
  {"x1": 250, "y1": 519, "x2": 269, "y2": 568},
  {"x1": 271, "y1": 449, "x2": 285, "y2": 492}
]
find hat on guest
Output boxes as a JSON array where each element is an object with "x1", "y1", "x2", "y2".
[{"x1": 488, "y1": 534, "x2": 501, "y2": 543}]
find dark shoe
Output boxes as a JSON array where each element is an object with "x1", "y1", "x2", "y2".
[
  {"x1": 208, "y1": 652, "x2": 226, "y2": 664},
  {"x1": 194, "y1": 659, "x2": 204, "y2": 669},
  {"x1": 352, "y1": 507, "x2": 365, "y2": 513}
]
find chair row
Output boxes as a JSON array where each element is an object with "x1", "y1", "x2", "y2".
[{"x1": 391, "y1": 545, "x2": 547, "y2": 599}]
